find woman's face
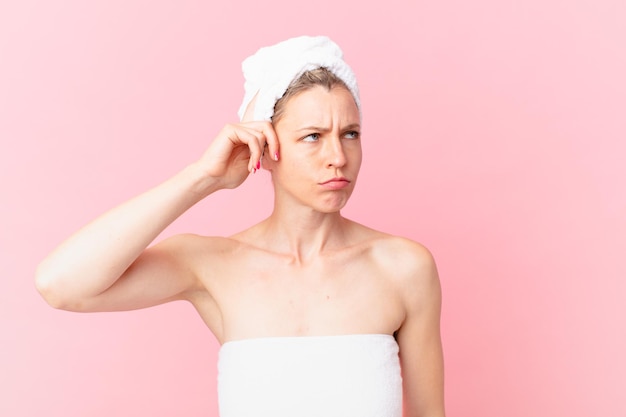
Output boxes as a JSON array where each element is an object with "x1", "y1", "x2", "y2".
[{"x1": 268, "y1": 85, "x2": 362, "y2": 213}]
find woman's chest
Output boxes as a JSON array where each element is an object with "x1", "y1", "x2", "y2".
[{"x1": 208, "y1": 256, "x2": 406, "y2": 342}]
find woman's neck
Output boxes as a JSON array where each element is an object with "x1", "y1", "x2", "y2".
[{"x1": 258, "y1": 206, "x2": 351, "y2": 264}]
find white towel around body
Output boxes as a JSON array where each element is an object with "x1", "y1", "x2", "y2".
[{"x1": 217, "y1": 333, "x2": 402, "y2": 417}]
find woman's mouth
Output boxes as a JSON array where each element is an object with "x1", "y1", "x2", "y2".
[{"x1": 320, "y1": 177, "x2": 351, "y2": 190}]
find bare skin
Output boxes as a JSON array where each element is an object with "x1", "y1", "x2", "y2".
[{"x1": 36, "y1": 86, "x2": 445, "y2": 417}]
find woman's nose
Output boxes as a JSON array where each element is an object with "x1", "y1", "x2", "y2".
[{"x1": 326, "y1": 139, "x2": 347, "y2": 168}]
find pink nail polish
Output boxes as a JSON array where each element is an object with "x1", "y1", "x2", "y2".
[
  {"x1": 274, "y1": 152, "x2": 279, "y2": 161},
  {"x1": 256, "y1": 160, "x2": 261, "y2": 170}
]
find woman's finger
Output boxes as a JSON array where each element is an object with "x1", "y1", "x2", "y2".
[
  {"x1": 228, "y1": 124, "x2": 265, "y2": 173},
  {"x1": 241, "y1": 121, "x2": 280, "y2": 163},
  {"x1": 258, "y1": 122, "x2": 280, "y2": 162}
]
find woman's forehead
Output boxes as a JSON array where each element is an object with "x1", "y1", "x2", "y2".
[{"x1": 277, "y1": 86, "x2": 360, "y2": 129}]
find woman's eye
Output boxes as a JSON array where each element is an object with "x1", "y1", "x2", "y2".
[
  {"x1": 345, "y1": 131, "x2": 360, "y2": 139},
  {"x1": 302, "y1": 133, "x2": 319, "y2": 142}
]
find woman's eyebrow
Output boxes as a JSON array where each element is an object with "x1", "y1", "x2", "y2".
[
  {"x1": 343, "y1": 123, "x2": 361, "y2": 131},
  {"x1": 296, "y1": 123, "x2": 361, "y2": 132},
  {"x1": 296, "y1": 126, "x2": 327, "y2": 132}
]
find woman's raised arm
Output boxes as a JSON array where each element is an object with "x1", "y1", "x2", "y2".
[{"x1": 35, "y1": 121, "x2": 279, "y2": 312}]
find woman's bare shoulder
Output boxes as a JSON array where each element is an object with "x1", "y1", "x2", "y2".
[
  {"x1": 352, "y1": 225, "x2": 441, "y2": 319},
  {"x1": 376, "y1": 235, "x2": 435, "y2": 269},
  {"x1": 346, "y1": 220, "x2": 437, "y2": 283},
  {"x1": 347, "y1": 220, "x2": 433, "y2": 257}
]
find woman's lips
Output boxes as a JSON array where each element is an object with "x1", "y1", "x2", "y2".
[{"x1": 320, "y1": 178, "x2": 351, "y2": 190}]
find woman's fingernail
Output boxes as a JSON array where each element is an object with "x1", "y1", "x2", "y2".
[
  {"x1": 274, "y1": 152, "x2": 279, "y2": 161},
  {"x1": 256, "y1": 160, "x2": 261, "y2": 170}
]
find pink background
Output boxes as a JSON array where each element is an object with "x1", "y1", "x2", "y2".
[{"x1": 1, "y1": 1, "x2": 625, "y2": 416}]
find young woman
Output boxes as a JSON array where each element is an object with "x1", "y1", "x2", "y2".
[{"x1": 36, "y1": 36, "x2": 445, "y2": 417}]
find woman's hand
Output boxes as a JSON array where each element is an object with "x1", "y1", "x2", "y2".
[{"x1": 197, "y1": 121, "x2": 280, "y2": 190}]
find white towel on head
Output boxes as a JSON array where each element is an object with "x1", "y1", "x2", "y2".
[
  {"x1": 237, "y1": 35, "x2": 361, "y2": 121},
  {"x1": 217, "y1": 333, "x2": 402, "y2": 417}
]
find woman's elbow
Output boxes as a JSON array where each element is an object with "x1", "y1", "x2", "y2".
[{"x1": 35, "y1": 263, "x2": 77, "y2": 310}]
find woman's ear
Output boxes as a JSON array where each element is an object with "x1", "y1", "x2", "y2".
[{"x1": 261, "y1": 143, "x2": 276, "y2": 172}]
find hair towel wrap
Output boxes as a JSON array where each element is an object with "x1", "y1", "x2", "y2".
[{"x1": 237, "y1": 35, "x2": 361, "y2": 121}]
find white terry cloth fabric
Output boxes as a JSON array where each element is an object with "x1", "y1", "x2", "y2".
[
  {"x1": 217, "y1": 333, "x2": 402, "y2": 417},
  {"x1": 237, "y1": 35, "x2": 361, "y2": 122}
]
